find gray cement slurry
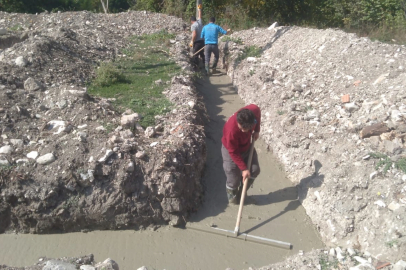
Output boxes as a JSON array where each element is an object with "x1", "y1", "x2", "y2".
[{"x1": 0, "y1": 70, "x2": 324, "y2": 270}]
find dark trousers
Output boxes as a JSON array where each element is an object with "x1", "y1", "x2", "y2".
[
  {"x1": 193, "y1": 40, "x2": 205, "y2": 64},
  {"x1": 204, "y1": 44, "x2": 219, "y2": 66},
  {"x1": 221, "y1": 144, "x2": 260, "y2": 190}
]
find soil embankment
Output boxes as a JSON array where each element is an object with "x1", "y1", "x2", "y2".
[{"x1": 219, "y1": 25, "x2": 406, "y2": 265}]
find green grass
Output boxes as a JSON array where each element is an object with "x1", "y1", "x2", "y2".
[
  {"x1": 369, "y1": 153, "x2": 406, "y2": 174},
  {"x1": 221, "y1": 36, "x2": 244, "y2": 45},
  {"x1": 385, "y1": 239, "x2": 398, "y2": 248},
  {"x1": 319, "y1": 254, "x2": 339, "y2": 270},
  {"x1": 277, "y1": 110, "x2": 285, "y2": 115},
  {"x1": 236, "y1": 45, "x2": 262, "y2": 62},
  {"x1": 9, "y1": 24, "x2": 23, "y2": 31},
  {"x1": 88, "y1": 30, "x2": 180, "y2": 128}
]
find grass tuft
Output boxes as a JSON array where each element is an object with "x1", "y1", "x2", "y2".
[{"x1": 236, "y1": 45, "x2": 262, "y2": 62}]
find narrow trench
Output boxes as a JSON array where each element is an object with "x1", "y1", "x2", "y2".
[{"x1": 0, "y1": 70, "x2": 324, "y2": 270}]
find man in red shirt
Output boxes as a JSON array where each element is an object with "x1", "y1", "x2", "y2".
[{"x1": 222, "y1": 104, "x2": 261, "y2": 204}]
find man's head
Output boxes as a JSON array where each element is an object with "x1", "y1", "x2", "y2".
[
  {"x1": 190, "y1": 16, "x2": 196, "y2": 24},
  {"x1": 237, "y1": 109, "x2": 256, "y2": 132},
  {"x1": 209, "y1": 17, "x2": 215, "y2": 23}
]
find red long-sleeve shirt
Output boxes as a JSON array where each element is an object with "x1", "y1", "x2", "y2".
[{"x1": 222, "y1": 104, "x2": 261, "y2": 171}]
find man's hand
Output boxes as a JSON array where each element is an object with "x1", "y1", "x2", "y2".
[
  {"x1": 253, "y1": 131, "x2": 259, "y2": 141},
  {"x1": 242, "y1": 170, "x2": 251, "y2": 182},
  {"x1": 189, "y1": 41, "x2": 193, "y2": 48}
]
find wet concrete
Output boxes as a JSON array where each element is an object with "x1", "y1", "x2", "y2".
[{"x1": 0, "y1": 70, "x2": 324, "y2": 270}]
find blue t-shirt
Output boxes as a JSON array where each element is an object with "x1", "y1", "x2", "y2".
[{"x1": 201, "y1": 23, "x2": 227, "y2": 45}]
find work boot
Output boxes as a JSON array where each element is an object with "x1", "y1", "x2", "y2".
[
  {"x1": 226, "y1": 188, "x2": 239, "y2": 204},
  {"x1": 205, "y1": 64, "x2": 210, "y2": 76}
]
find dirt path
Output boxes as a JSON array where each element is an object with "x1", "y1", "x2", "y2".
[{"x1": 0, "y1": 70, "x2": 323, "y2": 270}]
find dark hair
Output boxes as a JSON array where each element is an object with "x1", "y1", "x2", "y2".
[
  {"x1": 237, "y1": 109, "x2": 255, "y2": 130},
  {"x1": 190, "y1": 16, "x2": 196, "y2": 22},
  {"x1": 209, "y1": 17, "x2": 215, "y2": 23}
]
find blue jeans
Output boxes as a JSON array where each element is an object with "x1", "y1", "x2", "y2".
[{"x1": 204, "y1": 44, "x2": 219, "y2": 66}]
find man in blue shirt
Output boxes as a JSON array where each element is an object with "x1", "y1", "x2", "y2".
[{"x1": 201, "y1": 17, "x2": 230, "y2": 75}]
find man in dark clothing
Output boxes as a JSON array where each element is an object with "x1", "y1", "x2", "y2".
[
  {"x1": 222, "y1": 104, "x2": 261, "y2": 204},
  {"x1": 190, "y1": 4, "x2": 204, "y2": 66},
  {"x1": 201, "y1": 17, "x2": 229, "y2": 75}
]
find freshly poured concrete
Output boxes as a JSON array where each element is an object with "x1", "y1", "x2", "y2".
[{"x1": 0, "y1": 70, "x2": 324, "y2": 270}]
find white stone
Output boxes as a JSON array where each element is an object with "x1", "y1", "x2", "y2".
[
  {"x1": 354, "y1": 256, "x2": 368, "y2": 264},
  {"x1": 15, "y1": 56, "x2": 28, "y2": 67},
  {"x1": 137, "y1": 267, "x2": 148, "y2": 270},
  {"x1": 10, "y1": 139, "x2": 23, "y2": 147},
  {"x1": 393, "y1": 260, "x2": 406, "y2": 270},
  {"x1": 27, "y1": 151, "x2": 39, "y2": 159},
  {"x1": 391, "y1": 110, "x2": 404, "y2": 122},
  {"x1": 370, "y1": 171, "x2": 378, "y2": 180},
  {"x1": 98, "y1": 150, "x2": 114, "y2": 163},
  {"x1": 80, "y1": 265, "x2": 95, "y2": 270},
  {"x1": 344, "y1": 103, "x2": 359, "y2": 113},
  {"x1": 374, "y1": 200, "x2": 386, "y2": 208},
  {"x1": 150, "y1": 142, "x2": 158, "y2": 147},
  {"x1": 43, "y1": 260, "x2": 76, "y2": 270},
  {"x1": 267, "y1": 22, "x2": 278, "y2": 30},
  {"x1": 16, "y1": 159, "x2": 29, "y2": 164},
  {"x1": 24, "y1": 77, "x2": 42, "y2": 91},
  {"x1": 144, "y1": 127, "x2": 155, "y2": 138},
  {"x1": 135, "y1": 151, "x2": 145, "y2": 159},
  {"x1": 96, "y1": 126, "x2": 106, "y2": 131},
  {"x1": 47, "y1": 120, "x2": 67, "y2": 135},
  {"x1": 329, "y1": 248, "x2": 335, "y2": 256},
  {"x1": 121, "y1": 113, "x2": 139, "y2": 128},
  {"x1": 0, "y1": 145, "x2": 13, "y2": 154},
  {"x1": 246, "y1": 57, "x2": 257, "y2": 62},
  {"x1": 187, "y1": 101, "x2": 195, "y2": 108},
  {"x1": 347, "y1": 248, "x2": 355, "y2": 256},
  {"x1": 78, "y1": 124, "x2": 88, "y2": 129},
  {"x1": 36, "y1": 153, "x2": 56, "y2": 165},
  {"x1": 388, "y1": 201, "x2": 401, "y2": 211}
]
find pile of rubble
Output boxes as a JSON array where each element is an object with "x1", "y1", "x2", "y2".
[
  {"x1": 0, "y1": 11, "x2": 206, "y2": 233},
  {"x1": 0, "y1": 255, "x2": 120, "y2": 270},
  {"x1": 220, "y1": 25, "x2": 406, "y2": 264}
]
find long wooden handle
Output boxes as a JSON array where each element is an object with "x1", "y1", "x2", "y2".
[
  {"x1": 192, "y1": 45, "x2": 205, "y2": 57},
  {"x1": 234, "y1": 136, "x2": 256, "y2": 236}
]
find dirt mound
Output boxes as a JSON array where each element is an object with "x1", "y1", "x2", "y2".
[
  {"x1": 0, "y1": 11, "x2": 205, "y2": 233},
  {"x1": 220, "y1": 26, "x2": 406, "y2": 263}
]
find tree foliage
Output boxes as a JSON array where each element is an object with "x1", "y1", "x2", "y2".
[{"x1": 1, "y1": 0, "x2": 405, "y2": 42}]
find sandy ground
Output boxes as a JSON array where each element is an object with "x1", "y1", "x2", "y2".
[{"x1": 0, "y1": 70, "x2": 324, "y2": 270}]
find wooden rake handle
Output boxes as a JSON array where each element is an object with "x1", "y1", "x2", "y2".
[
  {"x1": 192, "y1": 45, "x2": 205, "y2": 57},
  {"x1": 234, "y1": 135, "x2": 255, "y2": 236}
]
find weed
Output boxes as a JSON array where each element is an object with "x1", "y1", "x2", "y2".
[
  {"x1": 98, "y1": 120, "x2": 115, "y2": 134},
  {"x1": 89, "y1": 30, "x2": 180, "y2": 128},
  {"x1": 385, "y1": 239, "x2": 398, "y2": 248},
  {"x1": 277, "y1": 110, "x2": 285, "y2": 115},
  {"x1": 305, "y1": 105, "x2": 313, "y2": 112},
  {"x1": 249, "y1": 69, "x2": 255, "y2": 76},
  {"x1": 222, "y1": 36, "x2": 244, "y2": 45},
  {"x1": 369, "y1": 153, "x2": 406, "y2": 174},
  {"x1": 93, "y1": 62, "x2": 126, "y2": 87},
  {"x1": 319, "y1": 254, "x2": 339, "y2": 270},
  {"x1": 369, "y1": 152, "x2": 393, "y2": 173},
  {"x1": 9, "y1": 24, "x2": 23, "y2": 31},
  {"x1": 236, "y1": 45, "x2": 262, "y2": 62},
  {"x1": 395, "y1": 158, "x2": 406, "y2": 173}
]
